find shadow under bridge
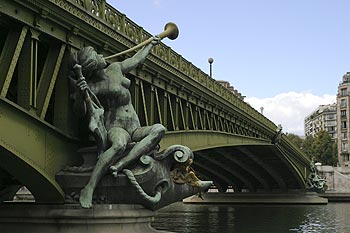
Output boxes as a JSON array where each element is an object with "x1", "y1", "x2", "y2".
[{"x1": 160, "y1": 131, "x2": 307, "y2": 193}]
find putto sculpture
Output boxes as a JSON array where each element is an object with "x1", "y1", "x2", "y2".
[{"x1": 57, "y1": 23, "x2": 211, "y2": 210}]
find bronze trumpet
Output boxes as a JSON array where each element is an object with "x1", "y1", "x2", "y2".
[{"x1": 105, "y1": 22, "x2": 179, "y2": 60}]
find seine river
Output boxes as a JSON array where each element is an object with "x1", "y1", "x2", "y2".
[{"x1": 152, "y1": 202, "x2": 350, "y2": 233}]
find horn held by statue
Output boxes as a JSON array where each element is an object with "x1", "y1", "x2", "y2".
[{"x1": 104, "y1": 22, "x2": 179, "y2": 60}]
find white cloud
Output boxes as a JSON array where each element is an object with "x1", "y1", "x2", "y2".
[{"x1": 245, "y1": 92, "x2": 336, "y2": 136}]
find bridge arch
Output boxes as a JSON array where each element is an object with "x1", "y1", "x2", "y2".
[
  {"x1": 160, "y1": 130, "x2": 272, "y2": 152},
  {"x1": 161, "y1": 131, "x2": 306, "y2": 192},
  {"x1": 0, "y1": 98, "x2": 79, "y2": 202}
]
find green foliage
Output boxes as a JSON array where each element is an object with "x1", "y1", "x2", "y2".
[
  {"x1": 301, "y1": 131, "x2": 338, "y2": 166},
  {"x1": 301, "y1": 135, "x2": 315, "y2": 159},
  {"x1": 286, "y1": 133, "x2": 303, "y2": 149}
]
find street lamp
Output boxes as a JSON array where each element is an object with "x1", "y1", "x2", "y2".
[{"x1": 208, "y1": 57, "x2": 214, "y2": 78}]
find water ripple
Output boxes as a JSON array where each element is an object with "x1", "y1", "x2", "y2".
[{"x1": 152, "y1": 203, "x2": 350, "y2": 233}]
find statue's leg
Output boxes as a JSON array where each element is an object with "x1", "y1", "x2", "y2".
[
  {"x1": 110, "y1": 123, "x2": 165, "y2": 175},
  {"x1": 80, "y1": 127, "x2": 130, "y2": 208}
]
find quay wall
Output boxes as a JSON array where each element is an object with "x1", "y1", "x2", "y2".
[{"x1": 317, "y1": 166, "x2": 350, "y2": 192}]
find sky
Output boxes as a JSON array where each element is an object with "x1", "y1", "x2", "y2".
[{"x1": 109, "y1": 0, "x2": 350, "y2": 135}]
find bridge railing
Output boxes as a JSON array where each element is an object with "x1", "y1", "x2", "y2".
[
  {"x1": 0, "y1": 0, "x2": 277, "y2": 144},
  {"x1": 66, "y1": 0, "x2": 277, "y2": 134}
]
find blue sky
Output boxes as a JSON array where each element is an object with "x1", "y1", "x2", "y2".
[{"x1": 109, "y1": 1, "x2": 349, "y2": 135}]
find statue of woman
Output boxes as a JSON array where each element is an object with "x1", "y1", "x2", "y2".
[{"x1": 70, "y1": 36, "x2": 165, "y2": 208}]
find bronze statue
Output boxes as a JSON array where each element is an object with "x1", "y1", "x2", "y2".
[
  {"x1": 70, "y1": 36, "x2": 166, "y2": 208},
  {"x1": 65, "y1": 24, "x2": 211, "y2": 210}
]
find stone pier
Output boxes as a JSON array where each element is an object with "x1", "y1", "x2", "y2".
[
  {"x1": 184, "y1": 192, "x2": 328, "y2": 205},
  {"x1": 0, "y1": 204, "x2": 169, "y2": 233}
]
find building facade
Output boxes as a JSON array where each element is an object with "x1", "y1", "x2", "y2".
[
  {"x1": 337, "y1": 72, "x2": 350, "y2": 167},
  {"x1": 304, "y1": 104, "x2": 337, "y2": 140},
  {"x1": 307, "y1": 72, "x2": 350, "y2": 167}
]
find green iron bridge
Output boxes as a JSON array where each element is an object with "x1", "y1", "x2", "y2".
[{"x1": 0, "y1": 0, "x2": 311, "y2": 203}]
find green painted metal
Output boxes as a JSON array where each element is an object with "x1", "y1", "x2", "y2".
[
  {"x1": 160, "y1": 130, "x2": 271, "y2": 152},
  {"x1": 36, "y1": 43, "x2": 66, "y2": 119},
  {"x1": 0, "y1": 97, "x2": 79, "y2": 202},
  {"x1": 0, "y1": 0, "x2": 313, "y2": 201},
  {"x1": 0, "y1": 26, "x2": 28, "y2": 97}
]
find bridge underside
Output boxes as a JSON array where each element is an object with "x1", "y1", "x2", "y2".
[
  {"x1": 192, "y1": 145, "x2": 305, "y2": 193},
  {"x1": 160, "y1": 131, "x2": 307, "y2": 193}
]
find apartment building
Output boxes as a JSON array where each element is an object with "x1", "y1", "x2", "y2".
[
  {"x1": 304, "y1": 104, "x2": 337, "y2": 140},
  {"x1": 337, "y1": 72, "x2": 350, "y2": 166}
]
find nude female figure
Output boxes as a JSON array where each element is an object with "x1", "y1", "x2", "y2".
[{"x1": 72, "y1": 36, "x2": 165, "y2": 208}]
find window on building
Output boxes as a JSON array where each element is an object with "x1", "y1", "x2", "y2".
[
  {"x1": 341, "y1": 121, "x2": 347, "y2": 129},
  {"x1": 342, "y1": 142, "x2": 348, "y2": 152},
  {"x1": 325, "y1": 121, "x2": 336, "y2": 127},
  {"x1": 341, "y1": 88, "x2": 348, "y2": 96},
  {"x1": 326, "y1": 114, "x2": 335, "y2": 120},
  {"x1": 344, "y1": 154, "x2": 350, "y2": 161},
  {"x1": 342, "y1": 132, "x2": 348, "y2": 139},
  {"x1": 341, "y1": 110, "x2": 347, "y2": 117},
  {"x1": 341, "y1": 99, "x2": 347, "y2": 108}
]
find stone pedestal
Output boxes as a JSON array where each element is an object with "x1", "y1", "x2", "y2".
[{"x1": 0, "y1": 203, "x2": 169, "y2": 233}]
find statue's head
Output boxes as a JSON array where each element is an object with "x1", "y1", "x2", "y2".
[{"x1": 75, "y1": 46, "x2": 106, "y2": 79}]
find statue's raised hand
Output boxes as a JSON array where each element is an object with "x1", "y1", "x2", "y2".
[
  {"x1": 76, "y1": 77, "x2": 88, "y2": 93},
  {"x1": 73, "y1": 64, "x2": 89, "y2": 94},
  {"x1": 151, "y1": 35, "x2": 161, "y2": 45}
]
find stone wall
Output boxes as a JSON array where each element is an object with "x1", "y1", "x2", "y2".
[{"x1": 316, "y1": 166, "x2": 350, "y2": 192}]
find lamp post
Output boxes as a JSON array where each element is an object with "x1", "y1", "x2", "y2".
[{"x1": 208, "y1": 57, "x2": 214, "y2": 78}]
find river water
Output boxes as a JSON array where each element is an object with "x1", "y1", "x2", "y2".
[{"x1": 152, "y1": 202, "x2": 350, "y2": 233}]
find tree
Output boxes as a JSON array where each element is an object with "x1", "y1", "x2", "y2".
[
  {"x1": 301, "y1": 131, "x2": 338, "y2": 166},
  {"x1": 301, "y1": 135, "x2": 314, "y2": 160},
  {"x1": 286, "y1": 133, "x2": 303, "y2": 149}
]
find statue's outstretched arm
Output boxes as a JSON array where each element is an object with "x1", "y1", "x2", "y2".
[{"x1": 120, "y1": 36, "x2": 160, "y2": 73}]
